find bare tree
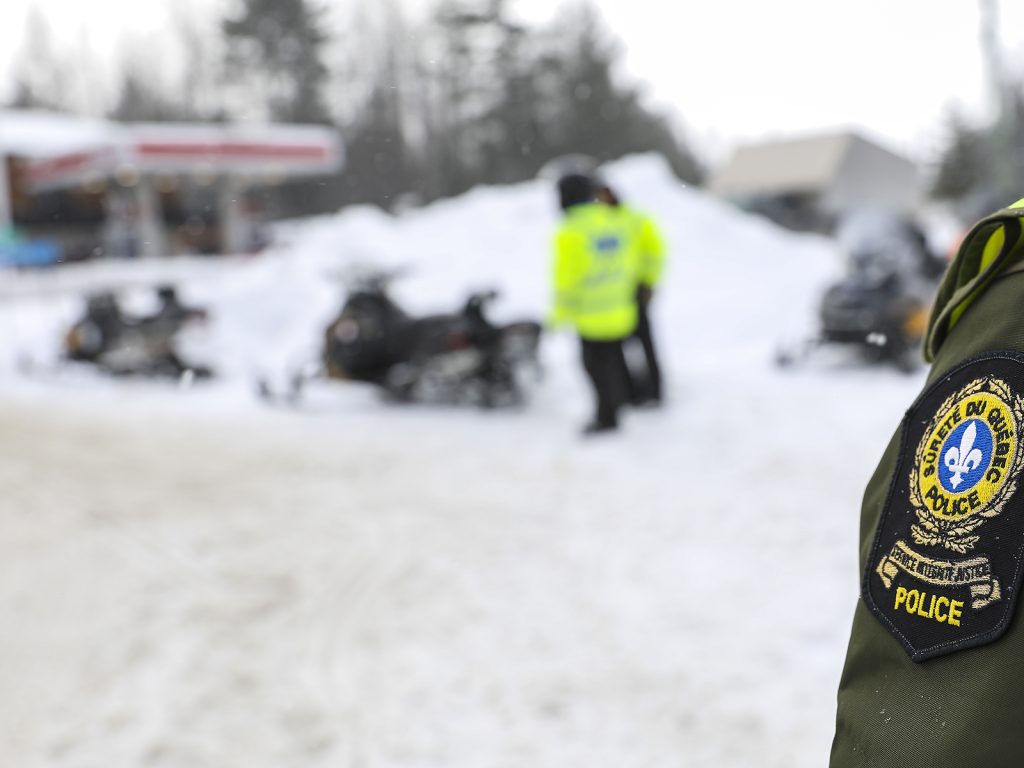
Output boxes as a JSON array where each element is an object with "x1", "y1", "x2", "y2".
[{"x1": 9, "y1": 7, "x2": 70, "y2": 111}]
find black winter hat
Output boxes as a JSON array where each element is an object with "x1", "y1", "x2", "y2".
[{"x1": 557, "y1": 173, "x2": 595, "y2": 211}]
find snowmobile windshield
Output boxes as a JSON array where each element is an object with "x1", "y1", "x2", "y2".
[
  {"x1": 836, "y1": 209, "x2": 919, "y2": 287},
  {"x1": 85, "y1": 293, "x2": 122, "y2": 321}
]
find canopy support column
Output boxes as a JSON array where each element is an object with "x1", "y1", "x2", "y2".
[
  {"x1": 135, "y1": 176, "x2": 166, "y2": 258},
  {"x1": 0, "y1": 155, "x2": 13, "y2": 236},
  {"x1": 218, "y1": 176, "x2": 249, "y2": 254}
]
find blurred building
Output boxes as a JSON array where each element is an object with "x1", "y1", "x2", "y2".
[
  {"x1": 0, "y1": 110, "x2": 114, "y2": 264},
  {"x1": 709, "y1": 131, "x2": 921, "y2": 233},
  {"x1": 0, "y1": 110, "x2": 343, "y2": 265}
]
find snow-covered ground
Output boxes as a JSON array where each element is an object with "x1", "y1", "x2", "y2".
[{"x1": 0, "y1": 156, "x2": 926, "y2": 768}]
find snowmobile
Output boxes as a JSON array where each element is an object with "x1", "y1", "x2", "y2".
[
  {"x1": 263, "y1": 271, "x2": 542, "y2": 407},
  {"x1": 776, "y1": 210, "x2": 939, "y2": 372},
  {"x1": 64, "y1": 287, "x2": 214, "y2": 379}
]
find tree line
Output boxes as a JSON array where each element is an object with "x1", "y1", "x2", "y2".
[
  {"x1": 6, "y1": 0, "x2": 704, "y2": 216},
  {"x1": 930, "y1": 94, "x2": 1024, "y2": 217}
]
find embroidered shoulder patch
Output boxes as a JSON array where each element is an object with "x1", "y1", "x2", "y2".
[{"x1": 865, "y1": 352, "x2": 1024, "y2": 661}]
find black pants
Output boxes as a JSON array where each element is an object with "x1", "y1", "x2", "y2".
[
  {"x1": 624, "y1": 289, "x2": 662, "y2": 403},
  {"x1": 581, "y1": 338, "x2": 629, "y2": 428}
]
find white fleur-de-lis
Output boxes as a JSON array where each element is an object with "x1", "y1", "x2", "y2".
[{"x1": 944, "y1": 421, "x2": 984, "y2": 489}]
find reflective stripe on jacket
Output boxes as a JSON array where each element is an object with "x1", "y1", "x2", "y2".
[{"x1": 620, "y1": 205, "x2": 667, "y2": 287}]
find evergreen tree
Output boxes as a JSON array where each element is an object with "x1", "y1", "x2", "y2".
[
  {"x1": 109, "y1": 71, "x2": 181, "y2": 122},
  {"x1": 931, "y1": 109, "x2": 996, "y2": 202},
  {"x1": 222, "y1": 0, "x2": 332, "y2": 124},
  {"x1": 476, "y1": 1, "x2": 545, "y2": 183},
  {"x1": 109, "y1": 42, "x2": 189, "y2": 122},
  {"x1": 427, "y1": 0, "x2": 488, "y2": 196},
  {"x1": 221, "y1": 0, "x2": 339, "y2": 216},
  {"x1": 328, "y1": 1, "x2": 418, "y2": 209},
  {"x1": 336, "y1": 86, "x2": 414, "y2": 209},
  {"x1": 542, "y1": 2, "x2": 702, "y2": 184},
  {"x1": 175, "y1": 10, "x2": 229, "y2": 123}
]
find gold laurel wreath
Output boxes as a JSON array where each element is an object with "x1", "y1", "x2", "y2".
[{"x1": 909, "y1": 377, "x2": 1024, "y2": 554}]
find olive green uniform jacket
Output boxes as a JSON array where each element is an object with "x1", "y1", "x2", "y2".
[{"x1": 831, "y1": 201, "x2": 1024, "y2": 766}]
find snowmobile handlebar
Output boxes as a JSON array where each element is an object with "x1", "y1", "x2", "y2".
[
  {"x1": 331, "y1": 265, "x2": 411, "y2": 293},
  {"x1": 467, "y1": 289, "x2": 499, "y2": 304}
]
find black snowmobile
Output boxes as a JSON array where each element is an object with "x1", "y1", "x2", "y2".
[
  {"x1": 64, "y1": 286, "x2": 213, "y2": 379},
  {"x1": 812, "y1": 269, "x2": 928, "y2": 369},
  {"x1": 776, "y1": 210, "x2": 940, "y2": 372},
  {"x1": 264, "y1": 271, "x2": 542, "y2": 406}
]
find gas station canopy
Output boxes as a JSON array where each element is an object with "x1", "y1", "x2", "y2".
[
  {"x1": 0, "y1": 110, "x2": 344, "y2": 259},
  {"x1": 24, "y1": 121, "x2": 343, "y2": 192}
]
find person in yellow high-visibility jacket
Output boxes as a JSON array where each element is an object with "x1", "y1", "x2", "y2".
[
  {"x1": 596, "y1": 181, "x2": 667, "y2": 405},
  {"x1": 550, "y1": 173, "x2": 641, "y2": 434}
]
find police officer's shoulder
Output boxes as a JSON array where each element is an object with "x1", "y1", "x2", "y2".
[
  {"x1": 562, "y1": 201, "x2": 615, "y2": 227},
  {"x1": 925, "y1": 197, "x2": 1024, "y2": 363},
  {"x1": 830, "y1": 197, "x2": 1024, "y2": 768},
  {"x1": 861, "y1": 199, "x2": 1024, "y2": 662},
  {"x1": 610, "y1": 203, "x2": 658, "y2": 235},
  {"x1": 600, "y1": 201, "x2": 645, "y2": 229}
]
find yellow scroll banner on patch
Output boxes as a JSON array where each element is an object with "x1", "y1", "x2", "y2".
[{"x1": 876, "y1": 540, "x2": 1001, "y2": 610}]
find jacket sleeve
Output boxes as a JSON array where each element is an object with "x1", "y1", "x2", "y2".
[{"x1": 637, "y1": 214, "x2": 667, "y2": 287}]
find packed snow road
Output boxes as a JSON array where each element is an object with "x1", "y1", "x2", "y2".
[{"x1": 0, "y1": 358, "x2": 919, "y2": 768}]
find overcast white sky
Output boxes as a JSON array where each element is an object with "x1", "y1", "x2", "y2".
[{"x1": 1, "y1": 0, "x2": 1022, "y2": 163}]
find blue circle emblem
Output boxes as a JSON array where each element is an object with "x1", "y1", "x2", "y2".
[{"x1": 939, "y1": 418, "x2": 994, "y2": 494}]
